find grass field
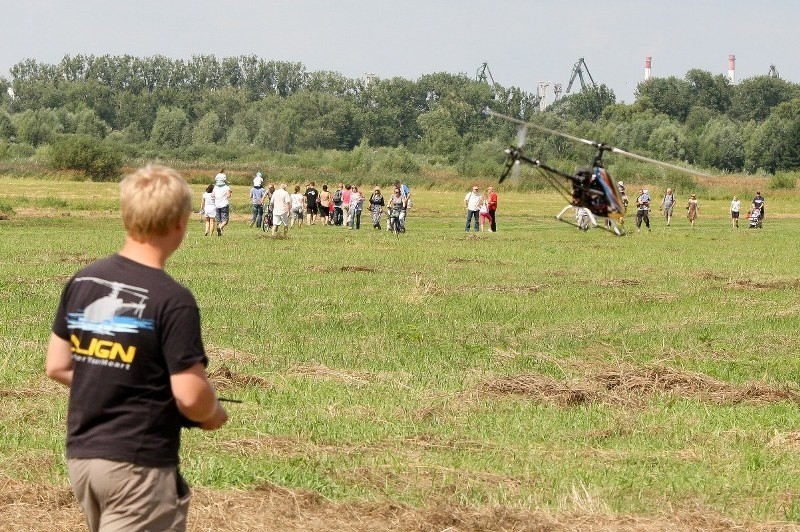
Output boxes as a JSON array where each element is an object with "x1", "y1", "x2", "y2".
[{"x1": 2, "y1": 176, "x2": 800, "y2": 531}]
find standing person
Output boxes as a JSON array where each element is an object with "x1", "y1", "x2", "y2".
[
  {"x1": 730, "y1": 196, "x2": 741, "y2": 228},
  {"x1": 270, "y1": 183, "x2": 291, "y2": 237},
  {"x1": 464, "y1": 185, "x2": 482, "y2": 232},
  {"x1": 249, "y1": 177, "x2": 266, "y2": 228},
  {"x1": 349, "y1": 186, "x2": 364, "y2": 230},
  {"x1": 212, "y1": 172, "x2": 231, "y2": 236},
  {"x1": 45, "y1": 165, "x2": 228, "y2": 532},
  {"x1": 659, "y1": 188, "x2": 676, "y2": 226},
  {"x1": 487, "y1": 186, "x2": 498, "y2": 232},
  {"x1": 304, "y1": 182, "x2": 319, "y2": 225},
  {"x1": 200, "y1": 184, "x2": 216, "y2": 236},
  {"x1": 752, "y1": 191, "x2": 765, "y2": 221},
  {"x1": 341, "y1": 184, "x2": 353, "y2": 227},
  {"x1": 394, "y1": 180, "x2": 412, "y2": 232},
  {"x1": 635, "y1": 188, "x2": 651, "y2": 232},
  {"x1": 262, "y1": 183, "x2": 275, "y2": 232},
  {"x1": 318, "y1": 184, "x2": 331, "y2": 226},
  {"x1": 332, "y1": 183, "x2": 344, "y2": 226},
  {"x1": 687, "y1": 193, "x2": 699, "y2": 226},
  {"x1": 369, "y1": 186, "x2": 385, "y2": 229},
  {"x1": 387, "y1": 186, "x2": 405, "y2": 234},
  {"x1": 479, "y1": 191, "x2": 491, "y2": 232},
  {"x1": 289, "y1": 185, "x2": 305, "y2": 229}
]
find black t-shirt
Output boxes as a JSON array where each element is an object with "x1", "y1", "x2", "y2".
[
  {"x1": 304, "y1": 188, "x2": 319, "y2": 205},
  {"x1": 52, "y1": 254, "x2": 207, "y2": 467}
]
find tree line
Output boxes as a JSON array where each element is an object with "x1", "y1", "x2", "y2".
[{"x1": 0, "y1": 54, "x2": 798, "y2": 177}]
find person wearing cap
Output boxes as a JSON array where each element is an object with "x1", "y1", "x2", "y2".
[
  {"x1": 687, "y1": 193, "x2": 699, "y2": 226},
  {"x1": 253, "y1": 171, "x2": 263, "y2": 188},
  {"x1": 464, "y1": 185, "x2": 482, "y2": 232},
  {"x1": 659, "y1": 188, "x2": 676, "y2": 226},
  {"x1": 635, "y1": 188, "x2": 651, "y2": 232},
  {"x1": 369, "y1": 186, "x2": 385, "y2": 229},
  {"x1": 212, "y1": 170, "x2": 232, "y2": 236}
]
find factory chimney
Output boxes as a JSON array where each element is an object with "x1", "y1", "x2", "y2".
[
  {"x1": 728, "y1": 54, "x2": 736, "y2": 84},
  {"x1": 644, "y1": 56, "x2": 652, "y2": 81}
]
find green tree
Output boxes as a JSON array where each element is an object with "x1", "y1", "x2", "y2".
[
  {"x1": 698, "y1": 117, "x2": 744, "y2": 171},
  {"x1": 12, "y1": 108, "x2": 60, "y2": 145},
  {"x1": 192, "y1": 111, "x2": 222, "y2": 145},
  {"x1": 728, "y1": 76, "x2": 798, "y2": 122},
  {"x1": 635, "y1": 76, "x2": 692, "y2": 122},
  {"x1": 47, "y1": 134, "x2": 122, "y2": 179},
  {"x1": 149, "y1": 106, "x2": 189, "y2": 148}
]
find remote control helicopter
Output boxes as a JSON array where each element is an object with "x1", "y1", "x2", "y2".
[{"x1": 484, "y1": 109, "x2": 706, "y2": 235}]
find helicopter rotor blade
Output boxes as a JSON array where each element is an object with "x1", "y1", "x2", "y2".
[{"x1": 485, "y1": 108, "x2": 710, "y2": 177}]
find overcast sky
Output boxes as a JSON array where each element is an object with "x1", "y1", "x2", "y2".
[{"x1": 1, "y1": 0, "x2": 796, "y2": 103}]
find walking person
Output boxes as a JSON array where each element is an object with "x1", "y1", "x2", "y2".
[
  {"x1": 730, "y1": 196, "x2": 741, "y2": 228},
  {"x1": 341, "y1": 184, "x2": 352, "y2": 227},
  {"x1": 369, "y1": 186, "x2": 385, "y2": 229},
  {"x1": 387, "y1": 186, "x2": 405, "y2": 234},
  {"x1": 271, "y1": 183, "x2": 291, "y2": 237},
  {"x1": 487, "y1": 186, "x2": 498, "y2": 232},
  {"x1": 332, "y1": 183, "x2": 344, "y2": 226},
  {"x1": 289, "y1": 185, "x2": 305, "y2": 229},
  {"x1": 659, "y1": 188, "x2": 676, "y2": 226},
  {"x1": 200, "y1": 184, "x2": 216, "y2": 236},
  {"x1": 635, "y1": 188, "x2": 651, "y2": 232},
  {"x1": 212, "y1": 171, "x2": 231, "y2": 236},
  {"x1": 304, "y1": 182, "x2": 319, "y2": 225},
  {"x1": 752, "y1": 191, "x2": 765, "y2": 222},
  {"x1": 249, "y1": 176, "x2": 266, "y2": 228},
  {"x1": 261, "y1": 183, "x2": 275, "y2": 232},
  {"x1": 349, "y1": 186, "x2": 364, "y2": 230},
  {"x1": 46, "y1": 165, "x2": 228, "y2": 532},
  {"x1": 318, "y1": 184, "x2": 331, "y2": 226},
  {"x1": 687, "y1": 193, "x2": 699, "y2": 227}
]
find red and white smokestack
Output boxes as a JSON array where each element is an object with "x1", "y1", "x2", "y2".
[
  {"x1": 644, "y1": 56, "x2": 652, "y2": 81},
  {"x1": 728, "y1": 54, "x2": 736, "y2": 84}
]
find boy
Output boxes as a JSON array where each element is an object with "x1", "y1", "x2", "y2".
[{"x1": 46, "y1": 165, "x2": 228, "y2": 531}]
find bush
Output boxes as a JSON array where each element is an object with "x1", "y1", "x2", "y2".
[
  {"x1": 768, "y1": 172, "x2": 796, "y2": 190},
  {"x1": 47, "y1": 134, "x2": 123, "y2": 180}
]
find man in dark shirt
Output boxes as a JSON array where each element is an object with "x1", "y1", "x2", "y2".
[
  {"x1": 46, "y1": 165, "x2": 228, "y2": 531},
  {"x1": 752, "y1": 191, "x2": 765, "y2": 221},
  {"x1": 304, "y1": 181, "x2": 319, "y2": 225}
]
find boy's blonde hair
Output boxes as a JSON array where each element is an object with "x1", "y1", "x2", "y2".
[{"x1": 120, "y1": 165, "x2": 192, "y2": 239}]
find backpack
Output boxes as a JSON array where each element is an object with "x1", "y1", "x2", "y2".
[{"x1": 333, "y1": 189, "x2": 343, "y2": 206}]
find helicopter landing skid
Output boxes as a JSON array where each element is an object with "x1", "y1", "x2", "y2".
[{"x1": 555, "y1": 205, "x2": 625, "y2": 236}]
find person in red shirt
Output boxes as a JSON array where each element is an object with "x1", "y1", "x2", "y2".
[{"x1": 487, "y1": 186, "x2": 498, "y2": 232}]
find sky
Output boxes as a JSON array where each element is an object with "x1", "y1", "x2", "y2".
[{"x1": 0, "y1": 0, "x2": 797, "y2": 104}]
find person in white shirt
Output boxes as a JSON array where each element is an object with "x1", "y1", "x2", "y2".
[
  {"x1": 270, "y1": 183, "x2": 291, "y2": 237},
  {"x1": 730, "y1": 196, "x2": 741, "y2": 228},
  {"x1": 212, "y1": 171, "x2": 231, "y2": 236},
  {"x1": 464, "y1": 186, "x2": 482, "y2": 232},
  {"x1": 289, "y1": 185, "x2": 305, "y2": 229}
]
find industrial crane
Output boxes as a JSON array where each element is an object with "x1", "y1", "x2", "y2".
[
  {"x1": 476, "y1": 62, "x2": 496, "y2": 85},
  {"x1": 565, "y1": 57, "x2": 597, "y2": 94},
  {"x1": 768, "y1": 64, "x2": 780, "y2": 78}
]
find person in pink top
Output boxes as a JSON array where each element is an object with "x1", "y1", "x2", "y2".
[{"x1": 341, "y1": 184, "x2": 352, "y2": 227}]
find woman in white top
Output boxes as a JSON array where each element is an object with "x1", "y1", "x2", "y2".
[
  {"x1": 200, "y1": 184, "x2": 216, "y2": 236},
  {"x1": 289, "y1": 185, "x2": 306, "y2": 228}
]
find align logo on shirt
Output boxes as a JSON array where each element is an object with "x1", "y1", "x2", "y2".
[{"x1": 66, "y1": 277, "x2": 155, "y2": 369}]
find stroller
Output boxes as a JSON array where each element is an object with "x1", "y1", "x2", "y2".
[{"x1": 748, "y1": 207, "x2": 762, "y2": 228}]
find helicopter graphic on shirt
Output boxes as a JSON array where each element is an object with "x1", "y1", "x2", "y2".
[{"x1": 68, "y1": 277, "x2": 153, "y2": 336}]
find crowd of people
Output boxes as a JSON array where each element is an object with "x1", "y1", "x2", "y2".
[
  {"x1": 619, "y1": 182, "x2": 766, "y2": 232},
  {"x1": 201, "y1": 170, "x2": 414, "y2": 237}
]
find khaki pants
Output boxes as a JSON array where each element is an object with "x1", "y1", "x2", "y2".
[{"x1": 68, "y1": 458, "x2": 190, "y2": 532}]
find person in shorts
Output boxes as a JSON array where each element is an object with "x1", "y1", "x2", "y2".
[
  {"x1": 46, "y1": 165, "x2": 228, "y2": 532},
  {"x1": 271, "y1": 183, "x2": 291, "y2": 237},
  {"x1": 730, "y1": 196, "x2": 741, "y2": 228},
  {"x1": 304, "y1": 182, "x2": 319, "y2": 225}
]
